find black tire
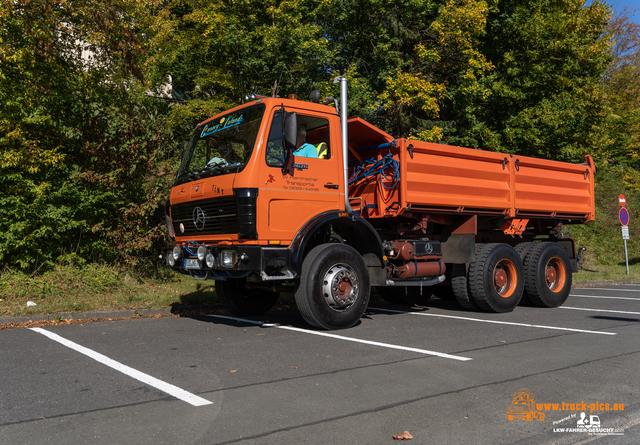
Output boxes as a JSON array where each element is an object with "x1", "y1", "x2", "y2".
[
  {"x1": 295, "y1": 244, "x2": 371, "y2": 330},
  {"x1": 514, "y1": 243, "x2": 535, "y2": 305},
  {"x1": 523, "y1": 242, "x2": 572, "y2": 307},
  {"x1": 514, "y1": 242, "x2": 535, "y2": 261},
  {"x1": 451, "y1": 263, "x2": 478, "y2": 310},
  {"x1": 377, "y1": 286, "x2": 432, "y2": 306},
  {"x1": 468, "y1": 243, "x2": 524, "y2": 313},
  {"x1": 216, "y1": 277, "x2": 280, "y2": 316}
]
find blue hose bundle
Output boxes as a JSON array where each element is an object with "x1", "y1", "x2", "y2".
[{"x1": 348, "y1": 152, "x2": 400, "y2": 190}]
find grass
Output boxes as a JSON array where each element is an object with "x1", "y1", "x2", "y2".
[
  {"x1": 1, "y1": 259, "x2": 638, "y2": 319},
  {"x1": 573, "y1": 263, "x2": 640, "y2": 283},
  {"x1": 0, "y1": 264, "x2": 220, "y2": 318}
]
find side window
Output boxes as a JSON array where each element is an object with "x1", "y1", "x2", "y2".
[
  {"x1": 265, "y1": 112, "x2": 285, "y2": 167},
  {"x1": 265, "y1": 112, "x2": 331, "y2": 167}
]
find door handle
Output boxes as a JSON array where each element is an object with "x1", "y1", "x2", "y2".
[{"x1": 324, "y1": 183, "x2": 339, "y2": 189}]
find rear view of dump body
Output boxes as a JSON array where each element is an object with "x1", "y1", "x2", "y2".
[{"x1": 347, "y1": 118, "x2": 595, "y2": 225}]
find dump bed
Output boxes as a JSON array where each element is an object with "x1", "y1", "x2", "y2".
[{"x1": 346, "y1": 117, "x2": 595, "y2": 223}]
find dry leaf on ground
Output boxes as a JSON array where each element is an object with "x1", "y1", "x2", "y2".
[{"x1": 392, "y1": 431, "x2": 413, "y2": 440}]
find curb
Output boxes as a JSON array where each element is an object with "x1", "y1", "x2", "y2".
[
  {"x1": 0, "y1": 308, "x2": 171, "y2": 325},
  {"x1": 572, "y1": 279, "x2": 640, "y2": 288},
  {"x1": 0, "y1": 304, "x2": 222, "y2": 326}
]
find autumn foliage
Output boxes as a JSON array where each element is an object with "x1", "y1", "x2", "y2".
[{"x1": 0, "y1": 0, "x2": 638, "y2": 272}]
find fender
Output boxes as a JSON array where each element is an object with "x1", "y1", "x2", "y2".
[{"x1": 289, "y1": 211, "x2": 386, "y2": 280}]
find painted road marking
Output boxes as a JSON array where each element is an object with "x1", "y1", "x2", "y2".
[
  {"x1": 370, "y1": 308, "x2": 617, "y2": 336},
  {"x1": 30, "y1": 328, "x2": 212, "y2": 407},
  {"x1": 206, "y1": 314, "x2": 472, "y2": 361},
  {"x1": 570, "y1": 294, "x2": 640, "y2": 301},
  {"x1": 574, "y1": 288, "x2": 640, "y2": 292},
  {"x1": 560, "y1": 307, "x2": 640, "y2": 316}
]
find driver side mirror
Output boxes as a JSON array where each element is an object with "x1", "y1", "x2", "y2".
[{"x1": 283, "y1": 111, "x2": 298, "y2": 150}]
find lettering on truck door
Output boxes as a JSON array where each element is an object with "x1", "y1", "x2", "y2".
[{"x1": 259, "y1": 109, "x2": 342, "y2": 240}]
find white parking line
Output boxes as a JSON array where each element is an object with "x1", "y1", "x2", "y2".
[
  {"x1": 206, "y1": 314, "x2": 472, "y2": 361},
  {"x1": 575, "y1": 288, "x2": 640, "y2": 292},
  {"x1": 560, "y1": 307, "x2": 640, "y2": 316},
  {"x1": 370, "y1": 308, "x2": 616, "y2": 335},
  {"x1": 30, "y1": 328, "x2": 212, "y2": 407},
  {"x1": 570, "y1": 294, "x2": 640, "y2": 301}
]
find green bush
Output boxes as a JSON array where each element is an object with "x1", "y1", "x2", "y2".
[{"x1": 571, "y1": 167, "x2": 639, "y2": 266}]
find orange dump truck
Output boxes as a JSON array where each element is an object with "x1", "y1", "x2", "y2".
[{"x1": 163, "y1": 78, "x2": 595, "y2": 329}]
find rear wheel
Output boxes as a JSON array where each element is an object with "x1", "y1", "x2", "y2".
[
  {"x1": 468, "y1": 243, "x2": 524, "y2": 313},
  {"x1": 216, "y1": 277, "x2": 280, "y2": 316},
  {"x1": 451, "y1": 264, "x2": 478, "y2": 310},
  {"x1": 295, "y1": 244, "x2": 371, "y2": 329},
  {"x1": 523, "y1": 243, "x2": 572, "y2": 307},
  {"x1": 514, "y1": 243, "x2": 535, "y2": 305}
]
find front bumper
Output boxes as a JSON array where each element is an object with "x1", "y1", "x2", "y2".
[{"x1": 163, "y1": 244, "x2": 294, "y2": 281}]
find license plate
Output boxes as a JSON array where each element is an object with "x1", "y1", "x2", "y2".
[{"x1": 184, "y1": 259, "x2": 202, "y2": 269}]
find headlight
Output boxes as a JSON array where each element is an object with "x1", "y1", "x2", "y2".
[
  {"x1": 205, "y1": 253, "x2": 215, "y2": 268},
  {"x1": 220, "y1": 250, "x2": 237, "y2": 268},
  {"x1": 197, "y1": 245, "x2": 208, "y2": 261},
  {"x1": 167, "y1": 253, "x2": 176, "y2": 267},
  {"x1": 172, "y1": 246, "x2": 182, "y2": 261}
]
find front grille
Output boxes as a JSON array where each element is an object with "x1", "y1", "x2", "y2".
[{"x1": 171, "y1": 196, "x2": 240, "y2": 237}]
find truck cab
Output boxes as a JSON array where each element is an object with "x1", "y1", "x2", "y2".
[
  {"x1": 165, "y1": 91, "x2": 389, "y2": 329},
  {"x1": 170, "y1": 98, "x2": 347, "y2": 249}
]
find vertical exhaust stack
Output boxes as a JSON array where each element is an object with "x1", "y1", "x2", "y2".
[{"x1": 335, "y1": 75, "x2": 353, "y2": 212}]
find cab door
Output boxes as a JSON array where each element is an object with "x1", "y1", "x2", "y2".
[{"x1": 257, "y1": 107, "x2": 343, "y2": 242}]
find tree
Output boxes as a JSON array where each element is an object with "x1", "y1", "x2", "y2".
[
  {"x1": 447, "y1": 0, "x2": 613, "y2": 162},
  {"x1": 145, "y1": 0, "x2": 335, "y2": 137},
  {"x1": 0, "y1": 0, "x2": 172, "y2": 269},
  {"x1": 311, "y1": 0, "x2": 613, "y2": 161},
  {"x1": 601, "y1": 7, "x2": 640, "y2": 190}
]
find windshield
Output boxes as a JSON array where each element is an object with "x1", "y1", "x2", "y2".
[{"x1": 175, "y1": 104, "x2": 265, "y2": 184}]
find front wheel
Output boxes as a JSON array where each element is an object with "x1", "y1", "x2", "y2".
[
  {"x1": 216, "y1": 277, "x2": 280, "y2": 316},
  {"x1": 295, "y1": 244, "x2": 371, "y2": 330}
]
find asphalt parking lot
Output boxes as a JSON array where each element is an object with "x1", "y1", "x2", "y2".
[{"x1": 2, "y1": 284, "x2": 640, "y2": 444}]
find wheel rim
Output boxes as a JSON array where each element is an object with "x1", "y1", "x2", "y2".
[
  {"x1": 322, "y1": 263, "x2": 359, "y2": 311},
  {"x1": 493, "y1": 259, "x2": 518, "y2": 298},
  {"x1": 545, "y1": 257, "x2": 567, "y2": 293}
]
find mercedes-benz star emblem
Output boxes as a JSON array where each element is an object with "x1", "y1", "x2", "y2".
[{"x1": 193, "y1": 207, "x2": 206, "y2": 231}]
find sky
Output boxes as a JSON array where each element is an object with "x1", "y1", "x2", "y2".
[{"x1": 595, "y1": 0, "x2": 640, "y2": 23}]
